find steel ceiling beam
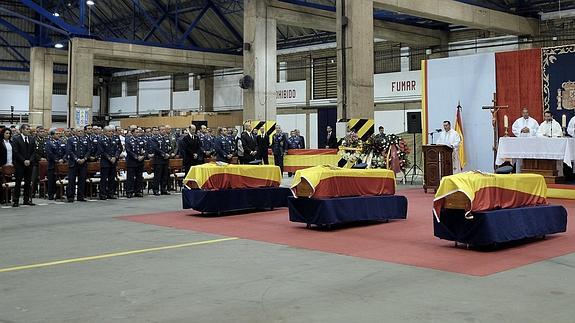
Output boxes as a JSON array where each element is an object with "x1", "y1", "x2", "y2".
[
  {"x1": 177, "y1": 4, "x2": 211, "y2": 45},
  {"x1": 208, "y1": 0, "x2": 242, "y2": 43},
  {"x1": 20, "y1": 0, "x2": 87, "y2": 35},
  {"x1": 0, "y1": 16, "x2": 36, "y2": 44}
]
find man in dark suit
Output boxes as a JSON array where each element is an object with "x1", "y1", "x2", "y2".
[
  {"x1": 12, "y1": 124, "x2": 37, "y2": 207},
  {"x1": 271, "y1": 125, "x2": 288, "y2": 174},
  {"x1": 256, "y1": 127, "x2": 270, "y2": 165},
  {"x1": 325, "y1": 125, "x2": 337, "y2": 148},
  {"x1": 240, "y1": 122, "x2": 258, "y2": 164},
  {"x1": 180, "y1": 124, "x2": 202, "y2": 175}
]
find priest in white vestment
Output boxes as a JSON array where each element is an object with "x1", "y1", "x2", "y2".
[
  {"x1": 512, "y1": 108, "x2": 539, "y2": 137},
  {"x1": 567, "y1": 115, "x2": 575, "y2": 137},
  {"x1": 436, "y1": 120, "x2": 462, "y2": 174},
  {"x1": 536, "y1": 111, "x2": 563, "y2": 138}
]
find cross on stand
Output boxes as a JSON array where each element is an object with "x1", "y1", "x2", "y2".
[{"x1": 481, "y1": 93, "x2": 508, "y2": 170}]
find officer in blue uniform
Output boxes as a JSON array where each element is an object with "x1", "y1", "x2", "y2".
[
  {"x1": 98, "y1": 126, "x2": 121, "y2": 200},
  {"x1": 66, "y1": 128, "x2": 91, "y2": 202},
  {"x1": 287, "y1": 130, "x2": 303, "y2": 149},
  {"x1": 214, "y1": 127, "x2": 234, "y2": 162},
  {"x1": 45, "y1": 129, "x2": 66, "y2": 200},
  {"x1": 125, "y1": 128, "x2": 146, "y2": 198},
  {"x1": 151, "y1": 126, "x2": 174, "y2": 195}
]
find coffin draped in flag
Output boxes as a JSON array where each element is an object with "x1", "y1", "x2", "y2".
[
  {"x1": 184, "y1": 163, "x2": 281, "y2": 190},
  {"x1": 433, "y1": 172, "x2": 547, "y2": 221}
]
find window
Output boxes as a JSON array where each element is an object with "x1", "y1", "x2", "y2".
[
  {"x1": 312, "y1": 57, "x2": 337, "y2": 100},
  {"x1": 109, "y1": 82, "x2": 122, "y2": 98},
  {"x1": 374, "y1": 44, "x2": 401, "y2": 73},
  {"x1": 410, "y1": 48, "x2": 427, "y2": 71},
  {"x1": 52, "y1": 83, "x2": 67, "y2": 95},
  {"x1": 127, "y1": 79, "x2": 138, "y2": 96},
  {"x1": 173, "y1": 73, "x2": 190, "y2": 92},
  {"x1": 286, "y1": 59, "x2": 307, "y2": 81},
  {"x1": 193, "y1": 75, "x2": 200, "y2": 91}
]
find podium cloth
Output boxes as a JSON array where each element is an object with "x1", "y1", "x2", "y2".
[
  {"x1": 290, "y1": 165, "x2": 396, "y2": 198},
  {"x1": 182, "y1": 187, "x2": 292, "y2": 213},
  {"x1": 184, "y1": 163, "x2": 281, "y2": 190},
  {"x1": 268, "y1": 149, "x2": 340, "y2": 172},
  {"x1": 433, "y1": 205, "x2": 567, "y2": 246},
  {"x1": 433, "y1": 172, "x2": 547, "y2": 220},
  {"x1": 496, "y1": 137, "x2": 575, "y2": 165},
  {"x1": 288, "y1": 195, "x2": 408, "y2": 226}
]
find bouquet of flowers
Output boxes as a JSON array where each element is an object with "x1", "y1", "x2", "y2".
[
  {"x1": 338, "y1": 131, "x2": 363, "y2": 163},
  {"x1": 362, "y1": 133, "x2": 410, "y2": 172}
]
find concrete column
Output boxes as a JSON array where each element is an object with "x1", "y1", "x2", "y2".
[
  {"x1": 29, "y1": 47, "x2": 53, "y2": 128},
  {"x1": 68, "y1": 38, "x2": 94, "y2": 128},
  {"x1": 336, "y1": 0, "x2": 374, "y2": 120},
  {"x1": 243, "y1": 0, "x2": 277, "y2": 122},
  {"x1": 199, "y1": 74, "x2": 214, "y2": 112}
]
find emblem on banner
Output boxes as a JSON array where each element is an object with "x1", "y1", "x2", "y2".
[{"x1": 557, "y1": 81, "x2": 575, "y2": 110}]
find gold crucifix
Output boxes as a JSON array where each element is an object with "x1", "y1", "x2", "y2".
[{"x1": 481, "y1": 93, "x2": 509, "y2": 170}]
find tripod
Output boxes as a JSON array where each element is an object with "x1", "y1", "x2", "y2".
[{"x1": 404, "y1": 132, "x2": 423, "y2": 184}]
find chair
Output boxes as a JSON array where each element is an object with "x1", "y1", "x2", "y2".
[
  {"x1": 38, "y1": 160, "x2": 48, "y2": 199},
  {"x1": 168, "y1": 158, "x2": 185, "y2": 191},
  {"x1": 55, "y1": 163, "x2": 69, "y2": 201},
  {"x1": 86, "y1": 162, "x2": 101, "y2": 198},
  {"x1": 143, "y1": 159, "x2": 155, "y2": 194},
  {"x1": 2, "y1": 165, "x2": 16, "y2": 205},
  {"x1": 116, "y1": 159, "x2": 127, "y2": 196}
]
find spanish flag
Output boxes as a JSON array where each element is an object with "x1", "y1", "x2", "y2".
[{"x1": 455, "y1": 103, "x2": 466, "y2": 170}]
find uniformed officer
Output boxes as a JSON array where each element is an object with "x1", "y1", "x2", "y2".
[
  {"x1": 151, "y1": 126, "x2": 174, "y2": 195},
  {"x1": 125, "y1": 128, "x2": 146, "y2": 198},
  {"x1": 215, "y1": 127, "x2": 234, "y2": 162},
  {"x1": 98, "y1": 126, "x2": 121, "y2": 200},
  {"x1": 66, "y1": 127, "x2": 90, "y2": 202},
  {"x1": 200, "y1": 127, "x2": 214, "y2": 163},
  {"x1": 86, "y1": 125, "x2": 100, "y2": 162},
  {"x1": 287, "y1": 130, "x2": 303, "y2": 149},
  {"x1": 45, "y1": 129, "x2": 66, "y2": 200}
]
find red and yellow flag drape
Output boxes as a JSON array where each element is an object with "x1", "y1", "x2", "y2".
[{"x1": 455, "y1": 104, "x2": 466, "y2": 171}]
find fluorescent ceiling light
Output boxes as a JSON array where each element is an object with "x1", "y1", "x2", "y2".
[
  {"x1": 54, "y1": 43, "x2": 64, "y2": 49},
  {"x1": 86, "y1": 0, "x2": 95, "y2": 6},
  {"x1": 53, "y1": 12, "x2": 60, "y2": 17}
]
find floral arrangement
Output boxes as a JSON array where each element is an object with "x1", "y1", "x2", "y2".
[
  {"x1": 338, "y1": 131, "x2": 363, "y2": 163},
  {"x1": 361, "y1": 133, "x2": 410, "y2": 172}
]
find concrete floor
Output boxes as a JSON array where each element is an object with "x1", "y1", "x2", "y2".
[{"x1": 1, "y1": 180, "x2": 575, "y2": 323}]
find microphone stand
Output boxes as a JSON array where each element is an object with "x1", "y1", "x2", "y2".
[{"x1": 429, "y1": 132, "x2": 435, "y2": 145}]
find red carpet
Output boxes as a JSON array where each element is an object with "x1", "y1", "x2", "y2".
[{"x1": 119, "y1": 189, "x2": 574, "y2": 276}]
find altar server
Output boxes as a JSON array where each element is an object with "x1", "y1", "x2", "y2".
[
  {"x1": 567, "y1": 115, "x2": 575, "y2": 137},
  {"x1": 437, "y1": 120, "x2": 461, "y2": 174},
  {"x1": 537, "y1": 111, "x2": 563, "y2": 138},
  {"x1": 512, "y1": 108, "x2": 539, "y2": 137}
]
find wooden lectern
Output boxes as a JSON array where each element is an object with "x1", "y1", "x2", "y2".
[{"x1": 422, "y1": 145, "x2": 453, "y2": 193}]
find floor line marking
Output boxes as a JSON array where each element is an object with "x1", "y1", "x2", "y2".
[{"x1": 0, "y1": 237, "x2": 238, "y2": 273}]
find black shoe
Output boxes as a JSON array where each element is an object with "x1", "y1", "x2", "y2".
[
  {"x1": 107, "y1": 196, "x2": 117, "y2": 200},
  {"x1": 99, "y1": 196, "x2": 107, "y2": 200},
  {"x1": 77, "y1": 198, "x2": 87, "y2": 202},
  {"x1": 23, "y1": 200, "x2": 35, "y2": 206},
  {"x1": 48, "y1": 196, "x2": 54, "y2": 200},
  {"x1": 67, "y1": 199, "x2": 74, "y2": 203},
  {"x1": 135, "y1": 193, "x2": 144, "y2": 198},
  {"x1": 153, "y1": 192, "x2": 160, "y2": 196},
  {"x1": 126, "y1": 193, "x2": 133, "y2": 198},
  {"x1": 12, "y1": 202, "x2": 19, "y2": 207},
  {"x1": 161, "y1": 192, "x2": 171, "y2": 195}
]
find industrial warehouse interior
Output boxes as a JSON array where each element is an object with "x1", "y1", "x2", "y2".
[{"x1": 2, "y1": 0, "x2": 575, "y2": 322}]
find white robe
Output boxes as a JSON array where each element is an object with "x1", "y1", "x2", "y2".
[
  {"x1": 567, "y1": 116, "x2": 575, "y2": 137},
  {"x1": 512, "y1": 117, "x2": 539, "y2": 137},
  {"x1": 436, "y1": 129, "x2": 462, "y2": 173},
  {"x1": 536, "y1": 120, "x2": 563, "y2": 138}
]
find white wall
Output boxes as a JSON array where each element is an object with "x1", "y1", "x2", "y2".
[
  {"x1": 138, "y1": 78, "x2": 171, "y2": 112},
  {"x1": 426, "y1": 53, "x2": 496, "y2": 172},
  {"x1": 173, "y1": 90, "x2": 199, "y2": 111},
  {"x1": 0, "y1": 82, "x2": 28, "y2": 113},
  {"x1": 109, "y1": 96, "x2": 137, "y2": 114},
  {"x1": 213, "y1": 72, "x2": 243, "y2": 111},
  {"x1": 309, "y1": 113, "x2": 318, "y2": 149}
]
